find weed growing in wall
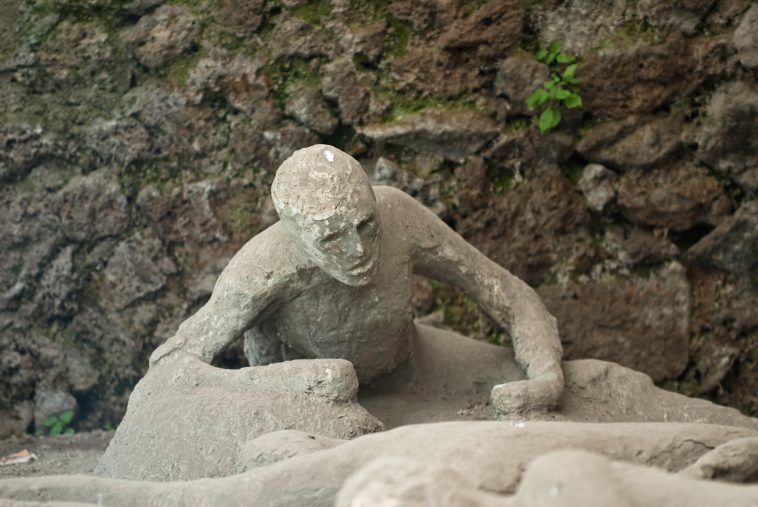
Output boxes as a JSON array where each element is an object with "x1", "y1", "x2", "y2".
[{"x1": 527, "y1": 41, "x2": 583, "y2": 133}]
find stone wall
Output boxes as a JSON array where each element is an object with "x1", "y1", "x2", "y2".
[{"x1": 1, "y1": 0, "x2": 756, "y2": 436}]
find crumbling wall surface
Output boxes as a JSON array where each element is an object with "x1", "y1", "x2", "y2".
[{"x1": 0, "y1": 0, "x2": 756, "y2": 435}]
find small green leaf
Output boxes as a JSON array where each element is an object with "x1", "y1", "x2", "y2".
[
  {"x1": 64, "y1": 428, "x2": 75, "y2": 435},
  {"x1": 546, "y1": 52, "x2": 556, "y2": 64},
  {"x1": 555, "y1": 89, "x2": 572, "y2": 100},
  {"x1": 544, "y1": 80, "x2": 556, "y2": 91},
  {"x1": 50, "y1": 422, "x2": 63, "y2": 436},
  {"x1": 535, "y1": 48, "x2": 547, "y2": 61},
  {"x1": 538, "y1": 107, "x2": 561, "y2": 133},
  {"x1": 549, "y1": 41, "x2": 559, "y2": 52},
  {"x1": 556, "y1": 52, "x2": 575, "y2": 64},
  {"x1": 564, "y1": 93, "x2": 583, "y2": 108},
  {"x1": 563, "y1": 64, "x2": 577, "y2": 80},
  {"x1": 60, "y1": 410, "x2": 74, "y2": 424},
  {"x1": 527, "y1": 88, "x2": 549, "y2": 108},
  {"x1": 43, "y1": 416, "x2": 58, "y2": 428}
]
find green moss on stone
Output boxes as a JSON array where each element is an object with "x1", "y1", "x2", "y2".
[
  {"x1": 169, "y1": 51, "x2": 204, "y2": 86},
  {"x1": 118, "y1": 161, "x2": 181, "y2": 201},
  {"x1": 292, "y1": 0, "x2": 332, "y2": 25},
  {"x1": 26, "y1": 0, "x2": 135, "y2": 34},
  {"x1": 169, "y1": 0, "x2": 214, "y2": 16},
  {"x1": 580, "y1": 116, "x2": 603, "y2": 134},
  {"x1": 263, "y1": 56, "x2": 322, "y2": 109},
  {"x1": 488, "y1": 165, "x2": 514, "y2": 194},
  {"x1": 10, "y1": 237, "x2": 33, "y2": 253},
  {"x1": 429, "y1": 281, "x2": 512, "y2": 347},
  {"x1": 374, "y1": 84, "x2": 480, "y2": 123},
  {"x1": 342, "y1": 0, "x2": 410, "y2": 56},
  {"x1": 460, "y1": 0, "x2": 488, "y2": 18},
  {"x1": 352, "y1": 52, "x2": 374, "y2": 71},
  {"x1": 507, "y1": 118, "x2": 531, "y2": 133},
  {"x1": 221, "y1": 190, "x2": 261, "y2": 239},
  {"x1": 323, "y1": 124, "x2": 359, "y2": 153},
  {"x1": 561, "y1": 163, "x2": 584, "y2": 185},
  {"x1": 347, "y1": 0, "x2": 387, "y2": 24},
  {"x1": 595, "y1": 16, "x2": 666, "y2": 49},
  {"x1": 385, "y1": 16, "x2": 412, "y2": 56}
]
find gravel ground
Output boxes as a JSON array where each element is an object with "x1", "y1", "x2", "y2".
[{"x1": 0, "y1": 431, "x2": 112, "y2": 478}]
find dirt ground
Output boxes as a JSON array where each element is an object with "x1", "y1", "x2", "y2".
[{"x1": 0, "y1": 431, "x2": 112, "y2": 478}]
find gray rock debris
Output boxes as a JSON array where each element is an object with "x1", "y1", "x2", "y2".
[
  {"x1": 360, "y1": 110, "x2": 499, "y2": 162},
  {"x1": 87, "y1": 117, "x2": 152, "y2": 167},
  {"x1": 690, "y1": 200, "x2": 758, "y2": 290},
  {"x1": 0, "y1": 403, "x2": 33, "y2": 440},
  {"x1": 637, "y1": 0, "x2": 716, "y2": 35},
  {"x1": 101, "y1": 233, "x2": 176, "y2": 311},
  {"x1": 578, "y1": 163, "x2": 618, "y2": 213},
  {"x1": 321, "y1": 58, "x2": 372, "y2": 126},
  {"x1": 577, "y1": 115, "x2": 683, "y2": 172},
  {"x1": 270, "y1": 16, "x2": 335, "y2": 59},
  {"x1": 695, "y1": 81, "x2": 758, "y2": 192},
  {"x1": 540, "y1": 263, "x2": 691, "y2": 382},
  {"x1": 538, "y1": 0, "x2": 633, "y2": 54},
  {"x1": 371, "y1": 157, "x2": 399, "y2": 183},
  {"x1": 734, "y1": 4, "x2": 758, "y2": 69},
  {"x1": 52, "y1": 170, "x2": 129, "y2": 242},
  {"x1": 617, "y1": 163, "x2": 730, "y2": 231},
  {"x1": 580, "y1": 38, "x2": 698, "y2": 118},
  {"x1": 285, "y1": 87, "x2": 338, "y2": 136},
  {"x1": 0, "y1": 124, "x2": 65, "y2": 182},
  {"x1": 495, "y1": 55, "x2": 550, "y2": 116},
  {"x1": 137, "y1": 180, "x2": 230, "y2": 245},
  {"x1": 123, "y1": 0, "x2": 165, "y2": 15},
  {"x1": 34, "y1": 245, "x2": 79, "y2": 318},
  {"x1": 604, "y1": 225, "x2": 678, "y2": 266},
  {"x1": 213, "y1": 0, "x2": 265, "y2": 37},
  {"x1": 123, "y1": 5, "x2": 200, "y2": 68}
]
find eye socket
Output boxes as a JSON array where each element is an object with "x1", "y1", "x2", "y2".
[
  {"x1": 320, "y1": 232, "x2": 340, "y2": 243},
  {"x1": 357, "y1": 216, "x2": 375, "y2": 232}
]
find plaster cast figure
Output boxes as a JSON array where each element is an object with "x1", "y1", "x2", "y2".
[
  {"x1": 149, "y1": 144, "x2": 564, "y2": 416},
  {"x1": 2, "y1": 422, "x2": 757, "y2": 507},
  {"x1": 336, "y1": 448, "x2": 758, "y2": 507}
]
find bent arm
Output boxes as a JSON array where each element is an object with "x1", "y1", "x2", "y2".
[
  {"x1": 388, "y1": 188, "x2": 563, "y2": 412},
  {"x1": 150, "y1": 229, "x2": 302, "y2": 367},
  {"x1": 150, "y1": 275, "x2": 267, "y2": 366}
]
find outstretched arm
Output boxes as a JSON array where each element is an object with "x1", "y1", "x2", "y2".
[
  {"x1": 149, "y1": 227, "x2": 302, "y2": 367},
  {"x1": 387, "y1": 187, "x2": 563, "y2": 416}
]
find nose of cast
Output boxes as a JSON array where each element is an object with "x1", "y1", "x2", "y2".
[{"x1": 347, "y1": 228, "x2": 365, "y2": 262}]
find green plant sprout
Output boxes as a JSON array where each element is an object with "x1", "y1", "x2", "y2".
[
  {"x1": 42, "y1": 410, "x2": 75, "y2": 436},
  {"x1": 526, "y1": 41, "x2": 583, "y2": 133}
]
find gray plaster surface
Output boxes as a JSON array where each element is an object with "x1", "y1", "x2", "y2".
[
  {"x1": 94, "y1": 324, "x2": 757, "y2": 481},
  {"x1": 94, "y1": 356, "x2": 382, "y2": 481},
  {"x1": 337, "y1": 449, "x2": 758, "y2": 507},
  {"x1": 2, "y1": 421, "x2": 757, "y2": 507}
]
